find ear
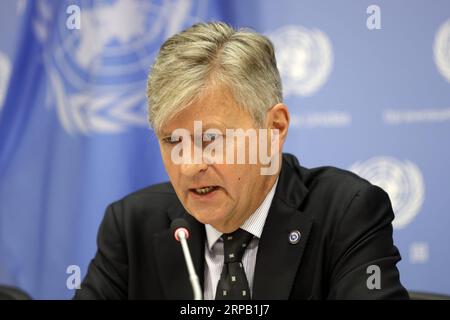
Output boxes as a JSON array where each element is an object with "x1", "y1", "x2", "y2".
[{"x1": 265, "y1": 103, "x2": 290, "y2": 152}]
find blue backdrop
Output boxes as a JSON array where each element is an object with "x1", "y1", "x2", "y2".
[{"x1": 0, "y1": 0, "x2": 449, "y2": 299}]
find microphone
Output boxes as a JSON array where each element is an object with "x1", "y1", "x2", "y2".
[{"x1": 171, "y1": 218, "x2": 203, "y2": 300}]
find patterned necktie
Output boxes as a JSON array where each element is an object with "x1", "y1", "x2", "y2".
[{"x1": 215, "y1": 228, "x2": 253, "y2": 300}]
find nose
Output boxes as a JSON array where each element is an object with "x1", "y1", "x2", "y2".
[
  {"x1": 178, "y1": 137, "x2": 209, "y2": 177},
  {"x1": 180, "y1": 161, "x2": 208, "y2": 178}
]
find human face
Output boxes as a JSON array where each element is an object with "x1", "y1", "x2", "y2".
[{"x1": 158, "y1": 86, "x2": 280, "y2": 233}]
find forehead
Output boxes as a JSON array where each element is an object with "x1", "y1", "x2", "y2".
[{"x1": 160, "y1": 86, "x2": 254, "y2": 135}]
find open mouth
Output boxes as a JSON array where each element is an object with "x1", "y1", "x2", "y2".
[{"x1": 190, "y1": 186, "x2": 219, "y2": 196}]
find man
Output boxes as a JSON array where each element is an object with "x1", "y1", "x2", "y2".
[{"x1": 74, "y1": 22, "x2": 408, "y2": 299}]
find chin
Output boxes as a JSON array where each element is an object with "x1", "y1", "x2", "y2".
[{"x1": 191, "y1": 210, "x2": 227, "y2": 227}]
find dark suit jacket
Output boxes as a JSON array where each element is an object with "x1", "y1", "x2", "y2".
[{"x1": 74, "y1": 153, "x2": 409, "y2": 299}]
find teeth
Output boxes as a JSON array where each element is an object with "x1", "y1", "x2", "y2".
[{"x1": 194, "y1": 186, "x2": 215, "y2": 194}]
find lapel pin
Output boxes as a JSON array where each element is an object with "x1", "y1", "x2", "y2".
[{"x1": 289, "y1": 230, "x2": 301, "y2": 244}]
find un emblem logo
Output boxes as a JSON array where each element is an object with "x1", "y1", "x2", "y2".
[
  {"x1": 434, "y1": 19, "x2": 450, "y2": 83},
  {"x1": 33, "y1": 0, "x2": 206, "y2": 135},
  {"x1": 0, "y1": 51, "x2": 11, "y2": 111},
  {"x1": 350, "y1": 157, "x2": 425, "y2": 229},
  {"x1": 268, "y1": 25, "x2": 333, "y2": 97}
]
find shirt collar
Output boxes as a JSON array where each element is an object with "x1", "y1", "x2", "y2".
[{"x1": 205, "y1": 177, "x2": 279, "y2": 250}]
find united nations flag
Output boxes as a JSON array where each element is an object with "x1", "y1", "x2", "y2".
[
  {"x1": 0, "y1": 0, "x2": 215, "y2": 299},
  {"x1": 434, "y1": 18, "x2": 450, "y2": 84},
  {"x1": 350, "y1": 156, "x2": 425, "y2": 230},
  {"x1": 269, "y1": 25, "x2": 333, "y2": 97}
]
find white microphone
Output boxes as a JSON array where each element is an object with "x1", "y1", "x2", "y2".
[{"x1": 171, "y1": 218, "x2": 203, "y2": 300}]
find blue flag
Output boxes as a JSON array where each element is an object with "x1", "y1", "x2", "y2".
[{"x1": 0, "y1": 0, "x2": 223, "y2": 299}]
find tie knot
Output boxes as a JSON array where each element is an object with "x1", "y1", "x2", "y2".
[{"x1": 223, "y1": 229, "x2": 253, "y2": 263}]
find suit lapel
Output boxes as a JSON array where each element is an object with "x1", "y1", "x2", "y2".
[
  {"x1": 252, "y1": 154, "x2": 313, "y2": 299},
  {"x1": 153, "y1": 205, "x2": 205, "y2": 299}
]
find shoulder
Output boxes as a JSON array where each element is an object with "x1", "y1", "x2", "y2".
[
  {"x1": 300, "y1": 165, "x2": 372, "y2": 198},
  {"x1": 120, "y1": 181, "x2": 177, "y2": 204},
  {"x1": 301, "y1": 164, "x2": 389, "y2": 204},
  {"x1": 282, "y1": 153, "x2": 372, "y2": 198},
  {"x1": 297, "y1": 164, "x2": 393, "y2": 234},
  {"x1": 104, "y1": 181, "x2": 182, "y2": 231},
  {"x1": 282, "y1": 153, "x2": 392, "y2": 224}
]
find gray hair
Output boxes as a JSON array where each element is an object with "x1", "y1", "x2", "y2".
[{"x1": 147, "y1": 21, "x2": 283, "y2": 134}]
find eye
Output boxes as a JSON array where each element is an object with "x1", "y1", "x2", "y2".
[
  {"x1": 203, "y1": 132, "x2": 221, "y2": 141},
  {"x1": 162, "y1": 135, "x2": 182, "y2": 145}
]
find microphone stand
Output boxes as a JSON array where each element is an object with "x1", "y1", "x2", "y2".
[{"x1": 176, "y1": 229, "x2": 203, "y2": 300}]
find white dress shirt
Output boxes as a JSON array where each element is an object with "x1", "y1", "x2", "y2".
[{"x1": 203, "y1": 178, "x2": 279, "y2": 300}]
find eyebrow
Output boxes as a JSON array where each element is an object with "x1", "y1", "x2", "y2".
[
  {"x1": 202, "y1": 122, "x2": 230, "y2": 131},
  {"x1": 160, "y1": 122, "x2": 234, "y2": 137},
  {"x1": 159, "y1": 131, "x2": 172, "y2": 138}
]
